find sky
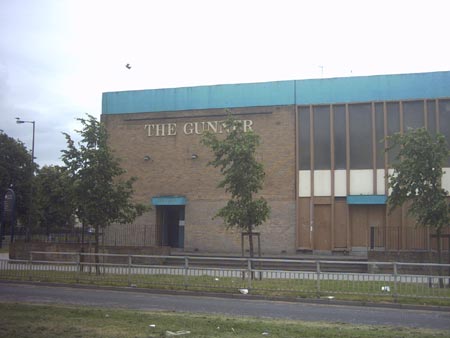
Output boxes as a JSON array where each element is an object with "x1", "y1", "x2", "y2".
[{"x1": 0, "y1": 0, "x2": 449, "y2": 167}]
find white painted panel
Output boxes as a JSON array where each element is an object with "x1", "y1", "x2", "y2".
[
  {"x1": 314, "y1": 170, "x2": 331, "y2": 196},
  {"x1": 384, "y1": 168, "x2": 450, "y2": 195},
  {"x1": 299, "y1": 170, "x2": 311, "y2": 197},
  {"x1": 334, "y1": 170, "x2": 346, "y2": 196},
  {"x1": 387, "y1": 169, "x2": 395, "y2": 196},
  {"x1": 350, "y1": 170, "x2": 373, "y2": 195},
  {"x1": 376, "y1": 169, "x2": 386, "y2": 195},
  {"x1": 442, "y1": 168, "x2": 450, "y2": 193}
]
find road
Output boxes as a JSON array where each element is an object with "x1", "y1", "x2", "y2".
[{"x1": 0, "y1": 282, "x2": 449, "y2": 330}]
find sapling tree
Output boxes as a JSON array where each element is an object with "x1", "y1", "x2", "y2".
[
  {"x1": 61, "y1": 115, "x2": 147, "y2": 263},
  {"x1": 202, "y1": 114, "x2": 270, "y2": 260}
]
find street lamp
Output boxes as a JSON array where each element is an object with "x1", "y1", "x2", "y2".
[
  {"x1": 16, "y1": 117, "x2": 36, "y2": 240},
  {"x1": 15, "y1": 118, "x2": 35, "y2": 163}
]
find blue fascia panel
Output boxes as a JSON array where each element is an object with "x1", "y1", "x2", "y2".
[
  {"x1": 347, "y1": 195, "x2": 387, "y2": 205},
  {"x1": 102, "y1": 71, "x2": 450, "y2": 115},
  {"x1": 295, "y1": 71, "x2": 450, "y2": 105},
  {"x1": 152, "y1": 196, "x2": 187, "y2": 206},
  {"x1": 102, "y1": 81, "x2": 295, "y2": 114}
]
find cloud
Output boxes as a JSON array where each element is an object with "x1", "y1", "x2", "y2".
[
  {"x1": 0, "y1": 1, "x2": 88, "y2": 166},
  {"x1": 0, "y1": 0, "x2": 449, "y2": 166}
]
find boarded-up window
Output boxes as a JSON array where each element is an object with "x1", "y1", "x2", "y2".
[
  {"x1": 349, "y1": 103, "x2": 372, "y2": 169},
  {"x1": 334, "y1": 105, "x2": 346, "y2": 170},
  {"x1": 299, "y1": 107, "x2": 311, "y2": 170},
  {"x1": 387, "y1": 102, "x2": 400, "y2": 164},
  {"x1": 439, "y1": 99, "x2": 450, "y2": 166},
  {"x1": 403, "y1": 100, "x2": 424, "y2": 131},
  {"x1": 314, "y1": 105, "x2": 331, "y2": 169},
  {"x1": 427, "y1": 100, "x2": 437, "y2": 134},
  {"x1": 375, "y1": 103, "x2": 385, "y2": 169}
]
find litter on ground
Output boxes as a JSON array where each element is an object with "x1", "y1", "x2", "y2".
[{"x1": 165, "y1": 330, "x2": 191, "y2": 336}]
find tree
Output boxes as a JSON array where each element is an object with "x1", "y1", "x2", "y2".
[
  {"x1": 61, "y1": 115, "x2": 147, "y2": 257},
  {"x1": 0, "y1": 131, "x2": 35, "y2": 231},
  {"x1": 34, "y1": 165, "x2": 76, "y2": 235},
  {"x1": 201, "y1": 115, "x2": 270, "y2": 259},
  {"x1": 386, "y1": 128, "x2": 450, "y2": 267}
]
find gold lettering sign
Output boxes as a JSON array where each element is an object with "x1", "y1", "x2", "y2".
[{"x1": 145, "y1": 120, "x2": 253, "y2": 137}]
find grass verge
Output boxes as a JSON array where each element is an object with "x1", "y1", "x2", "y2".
[
  {"x1": 1, "y1": 302, "x2": 449, "y2": 338},
  {"x1": 1, "y1": 266, "x2": 450, "y2": 307}
]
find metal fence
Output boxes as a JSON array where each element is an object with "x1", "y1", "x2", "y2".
[
  {"x1": 8, "y1": 225, "x2": 151, "y2": 246},
  {"x1": 1, "y1": 252, "x2": 449, "y2": 302},
  {"x1": 8, "y1": 224, "x2": 450, "y2": 252},
  {"x1": 9, "y1": 229, "x2": 97, "y2": 244},
  {"x1": 369, "y1": 226, "x2": 450, "y2": 251}
]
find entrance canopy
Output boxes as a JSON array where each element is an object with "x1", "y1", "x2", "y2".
[
  {"x1": 347, "y1": 195, "x2": 387, "y2": 205},
  {"x1": 152, "y1": 196, "x2": 186, "y2": 206}
]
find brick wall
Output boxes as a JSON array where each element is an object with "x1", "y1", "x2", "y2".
[{"x1": 102, "y1": 106, "x2": 297, "y2": 254}]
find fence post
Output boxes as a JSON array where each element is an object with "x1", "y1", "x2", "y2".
[
  {"x1": 28, "y1": 251, "x2": 33, "y2": 281},
  {"x1": 184, "y1": 256, "x2": 189, "y2": 290},
  {"x1": 393, "y1": 262, "x2": 398, "y2": 302},
  {"x1": 247, "y1": 258, "x2": 252, "y2": 289},
  {"x1": 127, "y1": 255, "x2": 132, "y2": 286},
  {"x1": 316, "y1": 261, "x2": 321, "y2": 298},
  {"x1": 76, "y1": 253, "x2": 81, "y2": 283}
]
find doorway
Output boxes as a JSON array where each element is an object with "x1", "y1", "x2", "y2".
[
  {"x1": 157, "y1": 205, "x2": 185, "y2": 248},
  {"x1": 349, "y1": 205, "x2": 385, "y2": 251}
]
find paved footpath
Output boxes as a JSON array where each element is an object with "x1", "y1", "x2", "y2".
[{"x1": 0, "y1": 282, "x2": 449, "y2": 331}]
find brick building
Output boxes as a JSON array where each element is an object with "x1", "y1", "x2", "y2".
[{"x1": 101, "y1": 71, "x2": 450, "y2": 255}]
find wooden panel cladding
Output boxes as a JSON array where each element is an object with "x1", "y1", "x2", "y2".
[
  {"x1": 368, "y1": 205, "x2": 385, "y2": 228},
  {"x1": 387, "y1": 207, "x2": 402, "y2": 250},
  {"x1": 350, "y1": 205, "x2": 386, "y2": 249},
  {"x1": 297, "y1": 198, "x2": 312, "y2": 249},
  {"x1": 314, "y1": 204, "x2": 332, "y2": 250},
  {"x1": 350, "y1": 206, "x2": 368, "y2": 248},
  {"x1": 334, "y1": 200, "x2": 347, "y2": 249},
  {"x1": 314, "y1": 197, "x2": 331, "y2": 205}
]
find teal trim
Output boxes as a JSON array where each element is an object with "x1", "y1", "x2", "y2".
[
  {"x1": 295, "y1": 71, "x2": 450, "y2": 105},
  {"x1": 151, "y1": 196, "x2": 186, "y2": 206},
  {"x1": 102, "y1": 81, "x2": 294, "y2": 114},
  {"x1": 347, "y1": 195, "x2": 387, "y2": 205},
  {"x1": 102, "y1": 71, "x2": 450, "y2": 115}
]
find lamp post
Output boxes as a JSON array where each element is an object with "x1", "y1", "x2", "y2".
[
  {"x1": 16, "y1": 118, "x2": 36, "y2": 240},
  {"x1": 16, "y1": 118, "x2": 35, "y2": 163}
]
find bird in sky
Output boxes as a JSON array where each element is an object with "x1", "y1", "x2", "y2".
[{"x1": 125, "y1": 63, "x2": 131, "y2": 69}]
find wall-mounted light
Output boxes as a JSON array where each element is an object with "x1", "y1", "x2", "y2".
[
  {"x1": 191, "y1": 154, "x2": 198, "y2": 160},
  {"x1": 143, "y1": 155, "x2": 151, "y2": 161}
]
